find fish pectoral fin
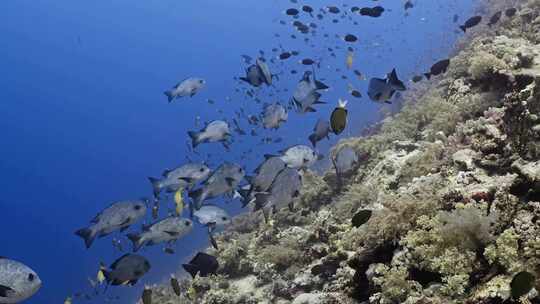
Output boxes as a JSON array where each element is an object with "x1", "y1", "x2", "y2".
[
  {"x1": 119, "y1": 217, "x2": 132, "y2": 227},
  {"x1": 225, "y1": 177, "x2": 236, "y2": 187},
  {"x1": 0, "y1": 285, "x2": 15, "y2": 297},
  {"x1": 178, "y1": 177, "x2": 196, "y2": 183},
  {"x1": 120, "y1": 225, "x2": 131, "y2": 233},
  {"x1": 306, "y1": 107, "x2": 317, "y2": 112},
  {"x1": 164, "y1": 231, "x2": 180, "y2": 236}
]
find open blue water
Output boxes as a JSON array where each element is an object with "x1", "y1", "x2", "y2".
[{"x1": 0, "y1": 0, "x2": 475, "y2": 303}]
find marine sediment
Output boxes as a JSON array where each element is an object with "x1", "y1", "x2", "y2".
[{"x1": 145, "y1": 0, "x2": 540, "y2": 302}]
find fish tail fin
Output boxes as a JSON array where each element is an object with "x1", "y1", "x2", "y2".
[
  {"x1": 187, "y1": 131, "x2": 200, "y2": 148},
  {"x1": 314, "y1": 80, "x2": 329, "y2": 90},
  {"x1": 308, "y1": 134, "x2": 318, "y2": 148},
  {"x1": 147, "y1": 177, "x2": 161, "y2": 198},
  {"x1": 75, "y1": 227, "x2": 97, "y2": 249},
  {"x1": 459, "y1": 25, "x2": 466, "y2": 33},
  {"x1": 164, "y1": 91, "x2": 175, "y2": 103},
  {"x1": 126, "y1": 233, "x2": 144, "y2": 252},
  {"x1": 182, "y1": 263, "x2": 199, "y2": 278},
  {"x1": 238, "y1": 188, "x2": 252, "y2": 207},
  {"x1": 424, "y1": 73, "x2": 431, "y2": 80}
]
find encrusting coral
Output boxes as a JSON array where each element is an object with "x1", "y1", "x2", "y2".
[{"x1": 144, "y1": 0, "x2": 540, "y2": 303}]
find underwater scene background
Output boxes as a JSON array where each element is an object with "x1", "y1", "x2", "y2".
[{"x1": 2, "y1": 0, "x2": 540, "y2": 303}]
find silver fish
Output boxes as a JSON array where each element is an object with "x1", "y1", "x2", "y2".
[
  {"x1": 308, "y1": 119, "x2": 330, "y2": 147},
  {"x1": 239, "y1": 156, "x2": 286, "y2": 206},
  {"x1": 188, "y1": 120, "x2": 231, "y2": 148},
  {"x1": 148, "y1": 163, "x2": 211, "y2": 198},
  {"x1": 127, "y1": 217, "x2": 193, "y2": 252},
  {"x1": 367, "y1": 69, "x2": 405, "y2": 103},
  {"x1": 240, "y1": 65, "x2": 264, "y2": 87},
  {"x1": 164, "y1": 78, "x2": 205, "y2": 102},
  {"x1": 256, "y1": 58, "x2": 273, "y2": 86},
  {"x1": 292, "y1": 71, "x2": 328, "y2": 113},
  {"x1": 189, "y1": 162, "x2": 245, "y2": 209},
  {"x1": 261, "y1": 103, "x2": 288, "y2": 129},
  {"x1": 193, "y1": 205, "x2": 231, "y2": 227},
  {"x1": 254, "y1": 168, "x2": 302, "y2": 220},
  {"x1": 0, "y1": 258, "x2": 41, "y2": 304},
  {"x1": 75, "y1": 200, "x2": 147, "y2": 249},
  {"x1": 279, "y1": 145, "x2": 321, "y2": 168},
  {"x1": 333, "y1": 146, "x2": 359, "y2": 175},
  {"x1": 102, "y1": 254, "x2": 150, "y2": 286}
]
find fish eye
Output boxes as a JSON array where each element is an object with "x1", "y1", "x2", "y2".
[
  {"x1": 199, "y1": 168, "x2": 205, "y2": 172},
  {"x1": 134, "y1": 205, "x2": 142, "y2": 210},
  {"x1": 185, "y1": 221, "x2": 191, "y2": 226},
  {"x1": 28, "y1": 273, "x2": 35, "y2": 282},
  {"x1": 222, "y1": 217, "x2": 228, "y2": 221}
]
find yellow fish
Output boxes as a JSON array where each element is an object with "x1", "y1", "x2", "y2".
[
  {"x1": 346, "y1": 52, "x2": 354, "y2": 69},
  {"x1": 97, "y1": 263, "x2": 106, "y2": 285},
  {"x1": 64, "y1": 297, "x2": 72, "y2": 304},
  {"x1": 187, "y1": 286, "x2": 197, "y2": 300},
  {"x1": 174, "y1": 189, "x2": 184, "y2": 216}
]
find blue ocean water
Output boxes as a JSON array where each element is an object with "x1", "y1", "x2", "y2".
[{"x1": 0, "y1": 0, "x2": 475, "y2": 303}]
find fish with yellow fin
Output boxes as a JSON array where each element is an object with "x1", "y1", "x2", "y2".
[
  {"x1": 174, "y1": 189, "x2": 185, "y2": 216},
  {"x1": 346, "y1": 52, "x2": 354, "y2": 69},
  {"x1": 64, "y1": 297, "x2": 72, "y2": 304},
  {"x1": 97, "y1": 262, "x2": 106, "y2": 285}
]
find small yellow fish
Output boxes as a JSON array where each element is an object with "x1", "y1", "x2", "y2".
[
  {"x1": 97, "y1": 263, "x2": 106, "y2": 285},
  {"x1": 187, "y1": 286, "x2": 197, "y2": 300},
  {"x1": 174, "y1": 189, "x2": 184, "y2": 216},
  {"x1": 64, "y1": 297, "x2": 72, "y2": 304},
  {"x1": 346, "y1": 52, "x2": 354, "y2": 69}
]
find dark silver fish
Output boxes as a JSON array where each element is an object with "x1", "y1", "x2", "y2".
[
  {"x1": 102, "y1": 254, "x2": 151, "y2": 286},
  {"x1": 188, "y1": 120, "x2": 231, "y2": 148},
  {"x1": 239, "y1": 156, "x2": 287, "y2": 206},
  {"x1": 254, "y1": 168, "x2": 302, "y2": 220},
  {"x1": 75, "y1": 200, "x2": 147, "y2": 249},
  {"x1": 291, "y1": 71, "x2": 328, "y2": 113},
  {"x1": 308, "y1": 119, "x2": 330, "y2": 147},
  {"x1": 127, "y1": 217, "x2": 193, "y2": 252},
  {"x1": 164, "y1": 78, "x2": 205, "y2": 102},
  {"x1": 148, "y1": 163, "x2": 211, "y2": 198},
  {"x1": 189, "y1": 162, "x2": 245, "y2": 209}
]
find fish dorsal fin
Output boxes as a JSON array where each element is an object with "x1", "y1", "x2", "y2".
[
  {"x1": 338, "y1": 99, "x2": 348, "y2": 108},
  {"x1": 110, "y1": 254, "x2": 130, "y2": 269},
  {"x1": 162, "y1": 169, "x2": 172, "y2": 177}
]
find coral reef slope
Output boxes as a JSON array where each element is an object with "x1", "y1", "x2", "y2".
[{"x1": 147, "y1": 0, "x2": 540, "y2": 303}]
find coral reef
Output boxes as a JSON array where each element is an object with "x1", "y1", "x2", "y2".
[{"x1": 148, "y1": 0, "x2": 540, "y2": 303}]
